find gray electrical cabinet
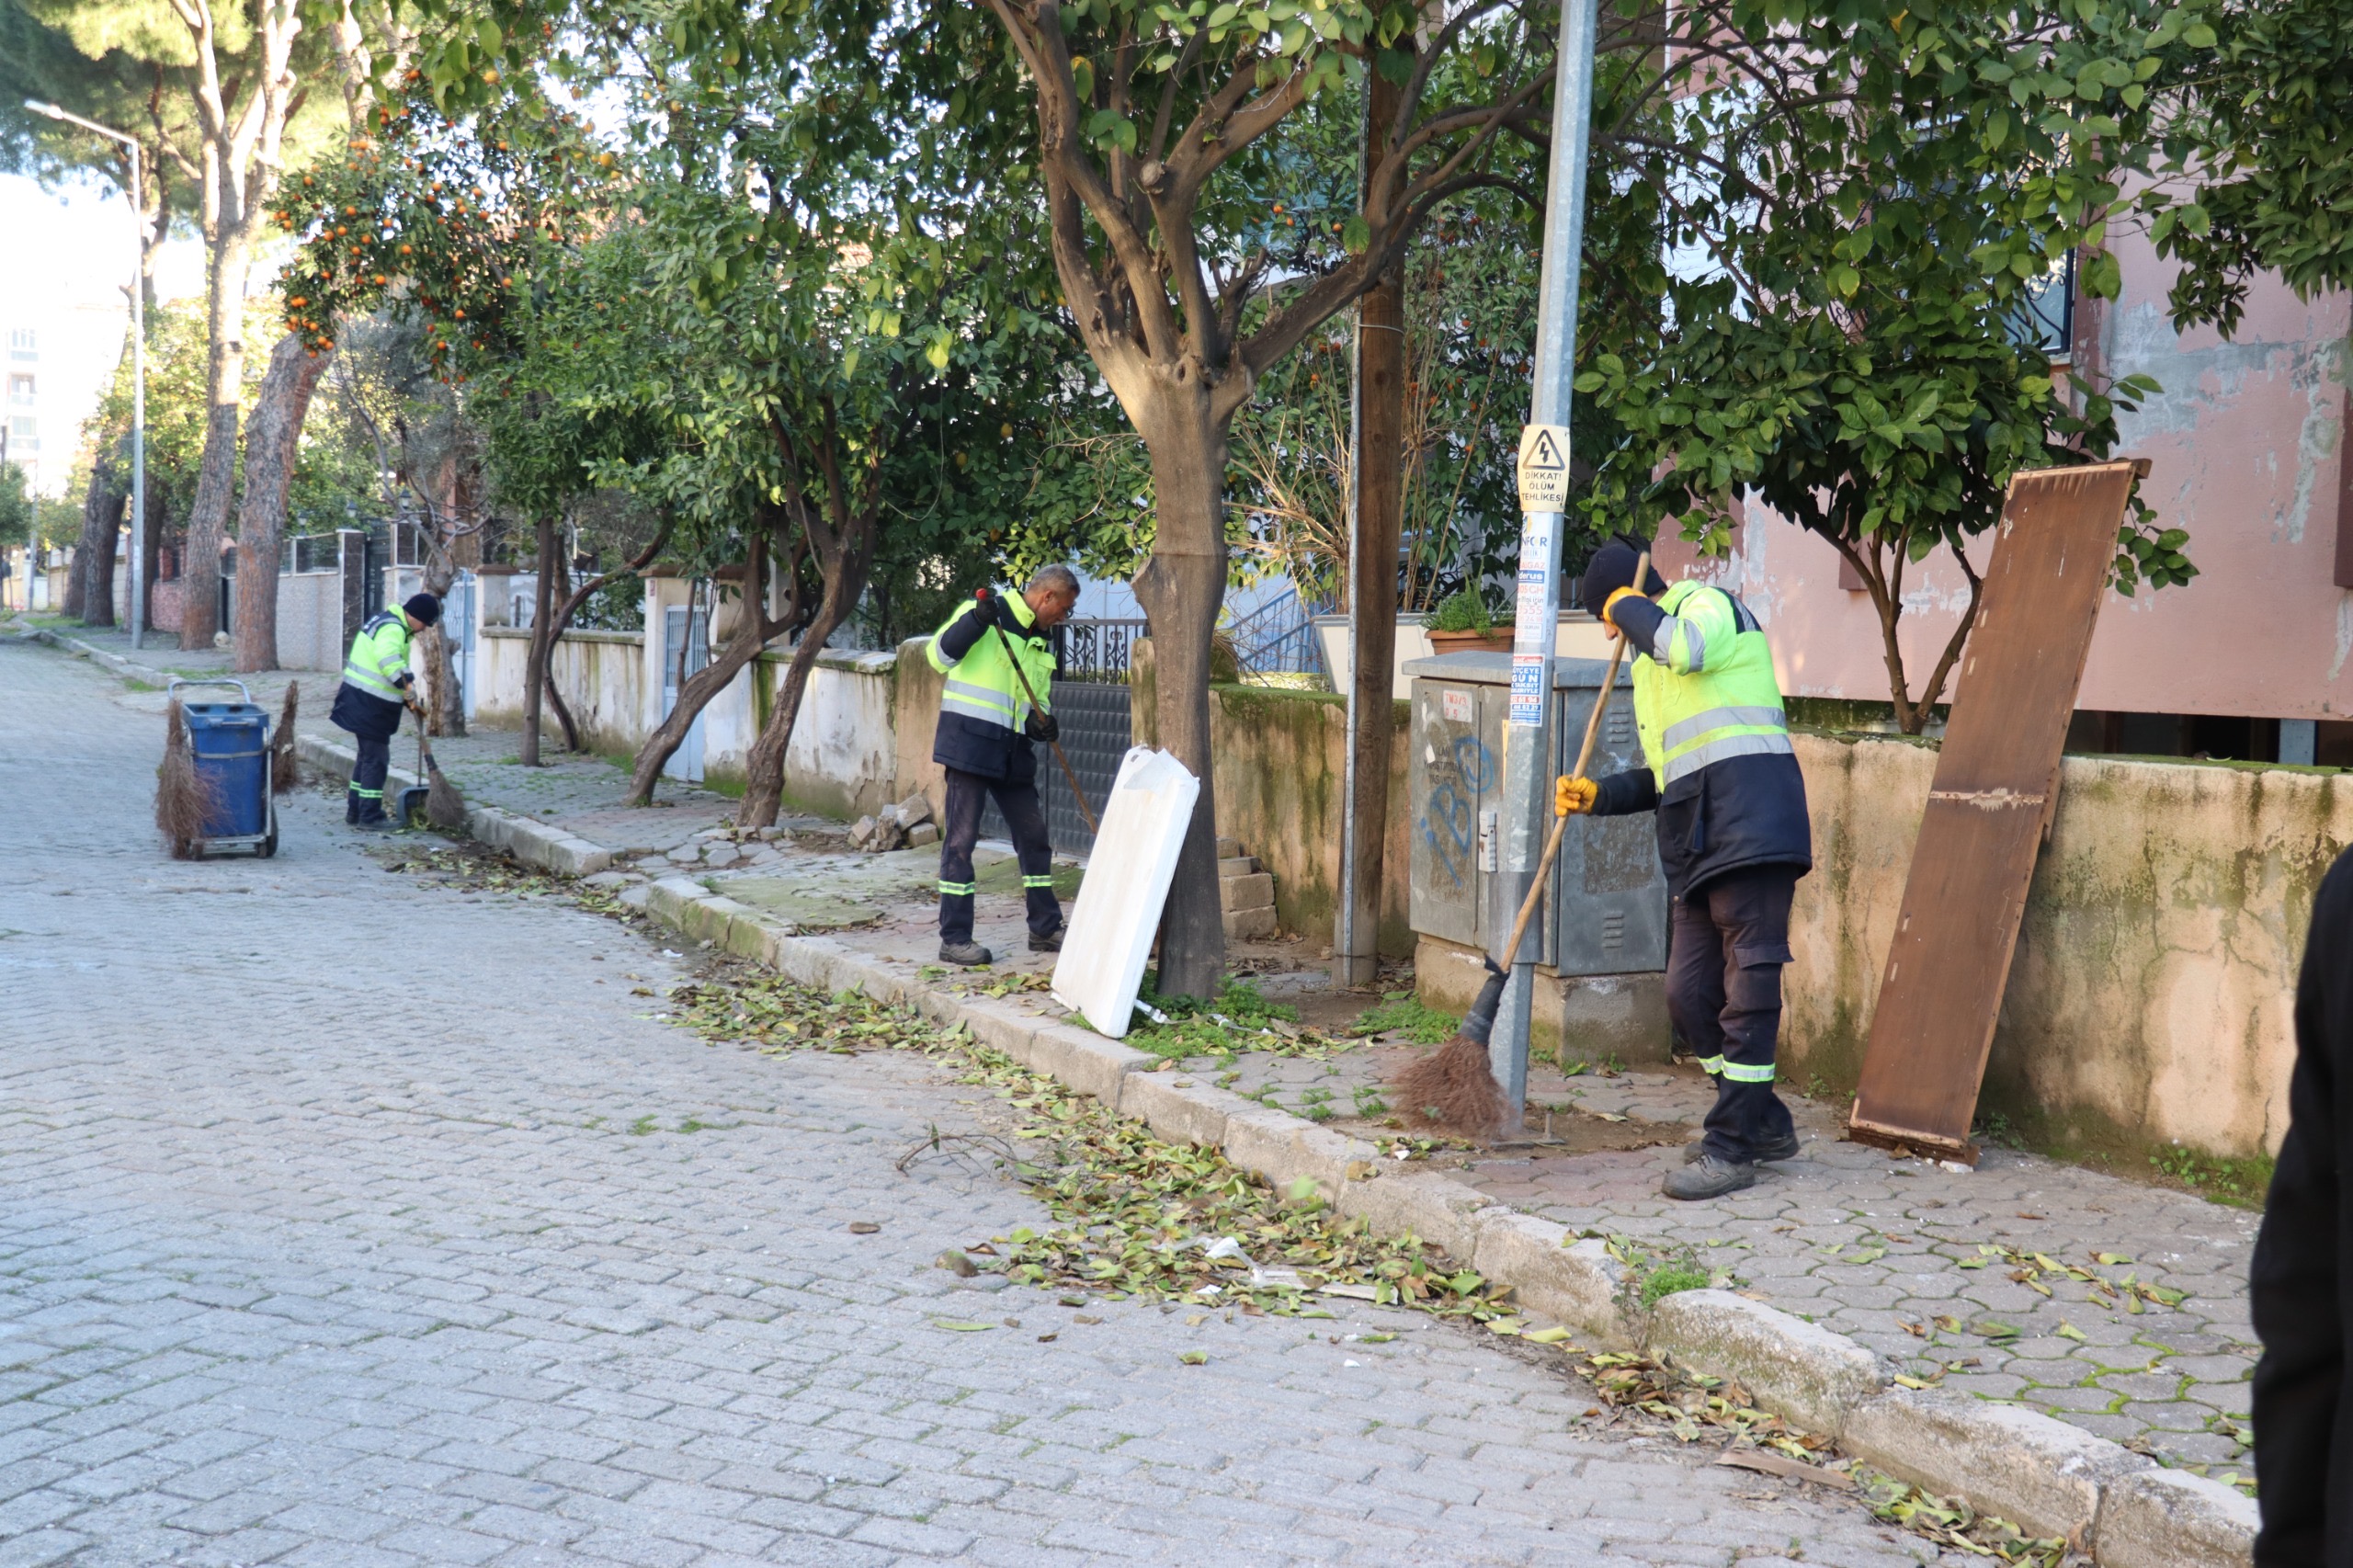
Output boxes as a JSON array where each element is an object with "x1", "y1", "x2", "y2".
[{"x1": 1404, "y1": 652, "x2": 1667, "y2": 977}]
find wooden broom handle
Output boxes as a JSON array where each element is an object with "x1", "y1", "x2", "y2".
[{"x1": 1494, "y1": 551, "x2": 1647, "y2": 970}]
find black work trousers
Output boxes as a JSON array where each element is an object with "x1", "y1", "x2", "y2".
[
  {"x1": 348, "y1": 733, "x2": 392, "y2": 824},
  {"x1": 937, "y1": 766, "x2": 1060, "y2": 944},
  {"x1": 1667, "y1": 864, "x2": 1801, "y2": 1163}
]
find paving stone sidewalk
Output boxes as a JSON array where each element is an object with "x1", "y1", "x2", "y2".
[
  {"x1": 561, "y1": 778, "x2": 2263, "y2": 1488},
  {"x1": 4, "y1": 635, "x2": 1961, "y2": 1567}
]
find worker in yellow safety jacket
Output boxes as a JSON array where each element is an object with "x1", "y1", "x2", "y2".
[
  {"x1": 926, "y1": 565, "x2": 1079, "y2": 965},
  {"x1": 329, "y1": 593, "x2": 440, "y2": 831},
  {"x1": 1555, "y1": 540, "x2": 1813, "y2": 1200}
]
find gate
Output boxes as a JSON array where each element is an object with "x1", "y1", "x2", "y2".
[
  {"x1": 661, "y1": 604, "x2": 710, "y2": 782},
  {"x1": 981, "y1": 677, "x2": 1130, "y2": 858}
]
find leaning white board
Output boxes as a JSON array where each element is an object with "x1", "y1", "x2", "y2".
[{"x1": 1050, "y1": 746, "x2": 1201, "y2": 1038}]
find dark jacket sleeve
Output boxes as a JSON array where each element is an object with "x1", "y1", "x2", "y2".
[
  {"x1": 1608, "y1": 595, "x2": 1668, "y2": 655},
  {"x1": 936, "y1": 602, "x2": 992, "y2": 665},
  {"x1": 2251, "y1": 848, "x2": 2353, "y2": 1567},
  {"x1": 1589, "y1": 767, "x2": 1659, "y2": 817}
]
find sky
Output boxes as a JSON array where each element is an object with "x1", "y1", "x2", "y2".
[{"x1": 1, "y1": 170, "x2": 205, "y2": 497}]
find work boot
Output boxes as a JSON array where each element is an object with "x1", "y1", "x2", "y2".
[
  {"x1": 345, "y1": 789, "x2": 360, "y2": 825},
  {"x1": 353, "y1": 817, "x2": 395, "y2": 834},
  {"x1": 1663, "y1": 1153, "x2": 1758, "y2": 1200},
  {"x1": 938, "y1": 939, "x2": 993, "y2": 967},
  {"x1": 1685, "y1": 1131, "x2": 1801, "y2": 1164},
  {"x1": 1029, "y1": 921, "x2": 1066, "y2": 953}
]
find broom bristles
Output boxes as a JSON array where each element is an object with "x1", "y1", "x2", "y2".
[
  {"x1": 423, "y1": 754, "x2": 469, "y2": 831},
  {"x1": 270, "y1": 681, "x2": 300, "y2": 794},
  {"x1": 154, "y1": 699, "x2": 222, "y2": 859},
  {"x1": 1390, "y1": 965, "x2": 1510, "y2": 1140}
]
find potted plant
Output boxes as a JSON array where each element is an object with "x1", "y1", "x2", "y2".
[{"x1": 1422, "y1": 586, "x2": 1514, "y2": 653}]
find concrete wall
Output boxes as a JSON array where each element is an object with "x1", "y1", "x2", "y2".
[
  {"x1": 274, "y1": 572, "x2": 344, "y2": 671},
  {"x1": 775, "y1": 649, "x2": 900, "y2": 819},
  {"x1": 471, "y1": 610, "x2": 898, "y2": 812},
  {"x1": 474, "y1": 626, "x2": 651, "y2": 756},
  {"x1": 1131, "y1": 641, "x2": 1414, "y2": 956},
  {"x1": 1784, "y1": 729, "x2": 2346, "y2": 1163}
]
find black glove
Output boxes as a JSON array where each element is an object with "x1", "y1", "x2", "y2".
[{"x1": 1025, "y1": 711, "x2": 1059, "y2": 743}]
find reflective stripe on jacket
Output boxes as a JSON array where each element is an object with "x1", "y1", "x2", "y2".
[
  {"x1": 1632, "y1": 581, "x2": 1794, "y2": 789},
  {"x1": 341, "y1": 611, "x2": 413, "y2": 703},
  {"x1": 1589, "y1": 581, "x2": 1811, "y2": 897},
  {"x1": 926, "y1": 594, "x2": 1055, "y2": 781}
]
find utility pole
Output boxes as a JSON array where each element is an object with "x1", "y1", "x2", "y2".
[
  {"x1": 1487, "y1": 0, "x2": 1603, "y2": 1126},
  {"x1": 26, "y1": 102, "x2": 146, "y2": 647}
]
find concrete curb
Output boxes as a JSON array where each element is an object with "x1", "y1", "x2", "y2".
[
  {"x1": 30, "y1": 627, "x2": 175, "y2": 683},
  {"x1": 293, "y1": 733, "x2": 612, "y2": 876},
  {"x1": 610, "y1": 873, "x2": 2255, "y2": 1568}
]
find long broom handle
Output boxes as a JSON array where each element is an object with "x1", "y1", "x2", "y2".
[
  {"x1": 980, "y1": 593, "x2": 1101, "y2": 836},
  {"x1": 1493, "y1": 551, "x2": 1648, "y2": 971}
]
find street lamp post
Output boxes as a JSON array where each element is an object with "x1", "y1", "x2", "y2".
[{"x1": 27, "y1": 101, "x2": 146, "y2": 649}]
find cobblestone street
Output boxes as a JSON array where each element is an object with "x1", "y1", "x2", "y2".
[{"x1": 0, "y1": 637, "x2": 1954, "y2": 1566}]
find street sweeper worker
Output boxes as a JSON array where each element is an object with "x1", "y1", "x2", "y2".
[
  {"x1": 330, "y1": 593, "x2": 440, "y2": 832},
  {"x1": 924, "y1": 565, "x2": 1080, "y2": 966},
  {"x1": 1555, "y1": 540, "x2": 1812, "y2": 1201}
]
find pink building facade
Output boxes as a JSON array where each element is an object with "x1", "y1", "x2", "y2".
[{"x1": 1650, "y1": 226, "x2": 2352, "y2": 764}]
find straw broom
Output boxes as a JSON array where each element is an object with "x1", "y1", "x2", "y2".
[
  {"x1": 1392, "y1": 552, "x2": 1647, "y2": 1139},
  {"x1": 154, "y1": 698, "x2": 222, "y2": 860},
  {"x1": 270, "y1": 681, "x2": 301, "y2": 794}
]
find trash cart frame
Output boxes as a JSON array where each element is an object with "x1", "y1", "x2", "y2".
[{"x1": 168, "y1": 678, "x2": 279, "y2": 858}]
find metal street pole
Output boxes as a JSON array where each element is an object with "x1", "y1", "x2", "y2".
[
  {"x1": 26, "y1": 102, "x2": 146, "y2": 646},
  {"x1": 1490, "y1": 0, "x2": 1604, "y2": 1126}
]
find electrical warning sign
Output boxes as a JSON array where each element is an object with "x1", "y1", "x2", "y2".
[{"x1": 1516, "y1": 424, "x2": 1572, "y2": 512}]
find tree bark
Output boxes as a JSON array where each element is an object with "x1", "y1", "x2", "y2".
[
  {"x1": 181, "y1": 229, "x2": 252, "y2": 650},
  {"x1": 739, "y1": 529, "x2": 872, "y2": 829},
  {"x1": 233, "y1": 334, "x2": 333, "y2": 672},
  {"x1": 1130, "y1": 414, "x2": 1231, "y2": 1001},
  {"x1": 1337, "y1": 62, "x2": 1410, "y2": 985},
  {"x1": 70, "y1": 437, "x2": 131, "y2": 627},
  {"x1": 627, "y1": 527, "x2": 789, "y2": 805},
  {"x1": 521, "y1": 515, "x2": 558, "y2": 767}
]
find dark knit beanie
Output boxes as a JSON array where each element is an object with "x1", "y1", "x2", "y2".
[
  {"x1": 404, "y1": 593, "x2": 443, "y2": 627},
  {"x1": 1577, "y1": 538, "x2": 1666, "y2": 612}
]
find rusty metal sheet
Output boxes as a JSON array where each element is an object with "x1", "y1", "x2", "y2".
[{"x1": 1848, "y1": 460, "x2": 2143, "y2": 1161}]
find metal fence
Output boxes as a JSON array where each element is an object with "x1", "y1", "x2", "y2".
[
  {"x1": 2006, "y1": 249, "x2": 2076, "y2": 356},
  {"x1": 1226, "y1": 585, "x2": 1332, "y2": 684},
  {"x1": 981, "y1": 676, "x2": 1131, "y2": 859},
  {"x1": 1055, "y1": 618, "x2": 1148, "y2": 682}
]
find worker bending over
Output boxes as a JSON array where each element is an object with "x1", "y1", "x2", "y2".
[
  {"x1": 1557, "y1": 540, "x2": 1813, "y2": 1199},
  {"x1": 331, "y1": 593, "x2": 440, "y2": 832},
  {"x1": 926, "y1": 565, "x2": 1080, "y2": 965}
]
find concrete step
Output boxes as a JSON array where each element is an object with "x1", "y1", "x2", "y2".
[
  {"x1": 1218, "y1": 855, "x2": 1260, "y2": 879},
  {"x1": 1216, "y1": 836, "x2": 1243, "y2": 858},
  {"x1": 1222, "y1": 904, "x2": 1278, "y2": 941},
  {"x1": 1221, "y1": 871, "x2": 1275, "y2": 914}
]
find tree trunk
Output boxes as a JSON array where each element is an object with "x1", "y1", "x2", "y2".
[
  {"x1": 1337, "y1": 244, "x2": 1407, "y2": 987},
  {"x1": 182, "y1": 230, "x2": 252, "y2": 651},
  {"x1": 68, "y1": 438, "x2": 130, "y2": 626},
  {"x1": 542, "y1": 540, "x2": 583, "y2": 750},
  {"x1": 521, "y1": 516, "x2": 557, "y2": 767},
  {"x1": 1131, "y1": 415, "x2": 1231, "y2": 1002},
  {"x1": 739, "y1": 540, "x2": 871, "y2": 829},
  {"x1": 233, "y1": 335, "x2": 333, "y2": 672},
  {"x1": 626, "y1": 531, "x2": 777, "y2": 805}
]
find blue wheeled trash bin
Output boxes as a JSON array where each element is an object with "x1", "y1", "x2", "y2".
[{"x1": 171, "y1": 678, "x2": 279, "y2": 858}]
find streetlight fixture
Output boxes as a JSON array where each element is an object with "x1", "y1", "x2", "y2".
[{"x1": 26, "y1": 99, "x2": 148, "y2": 649}]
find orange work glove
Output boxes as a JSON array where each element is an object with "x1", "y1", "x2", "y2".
[
  {"x1": 1555, "y1": 775, "x2": 1598, "y2": 816},
  {"x1": 1601, "y1": 585, "x2": 1643, "y2": 629}
]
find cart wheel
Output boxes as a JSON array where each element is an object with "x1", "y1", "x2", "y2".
[{"x1": 258, "y1": 801, "x2": 279, "y2": 858}]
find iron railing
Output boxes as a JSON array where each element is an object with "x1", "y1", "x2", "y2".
[
  {"x1": 1055, "y1": 618, "x2": 1149, "y2": 683},
  {"x1": 1225, "y1": 585, "x2": 1333, "y2": 684}
]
